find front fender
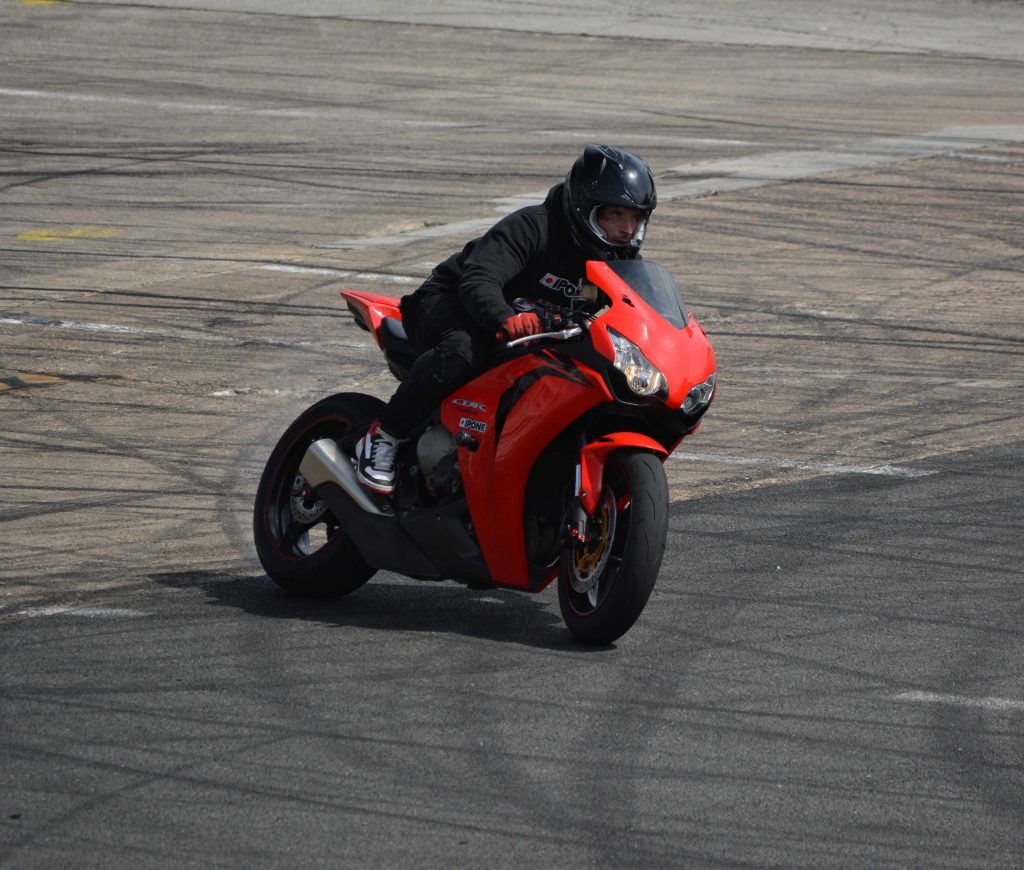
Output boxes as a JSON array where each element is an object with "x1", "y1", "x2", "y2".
[{"x1": 579, "y1": 433, "x2": 668, "y2": 515}]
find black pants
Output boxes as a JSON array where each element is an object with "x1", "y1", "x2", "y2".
[{"x1": 376, "y1": 285, "x2": 494, "y2": 437}]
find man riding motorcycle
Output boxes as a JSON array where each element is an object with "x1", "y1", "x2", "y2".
[{"x1": 357, "y1": 144, "x2": 659, "y2": 494}]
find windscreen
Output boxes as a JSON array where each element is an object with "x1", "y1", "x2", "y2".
[{"x1": 607, "y1": 260, "x2": 689, "y2": 329}]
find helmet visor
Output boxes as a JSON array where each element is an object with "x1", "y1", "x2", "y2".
[{"x1": 587, "y1": 205, "x2": 649, "y2": 248}]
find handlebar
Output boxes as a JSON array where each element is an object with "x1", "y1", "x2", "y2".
[{"x1": 503, "y1": 325, "x2": 584, "y2": 349}]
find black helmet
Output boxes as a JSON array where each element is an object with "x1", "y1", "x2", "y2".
[{"x1": 565, "y1": 144, "x2": 657, "y2": 259}]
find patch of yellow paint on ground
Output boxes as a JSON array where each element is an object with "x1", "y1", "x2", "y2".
[
  {"x1": 18, "y1": 227, "x2": 123, "y2": 241},
  {"x1": 16, "y1": 373, "x2": 64, "y2": 385}
]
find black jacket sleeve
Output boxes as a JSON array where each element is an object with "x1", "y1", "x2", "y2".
[{"x1": 456, "y1": 210, "x2": 542, "y2": 332}]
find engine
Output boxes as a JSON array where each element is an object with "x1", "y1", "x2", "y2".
[{"x1": 415, "y1": 424, "x2": 461, "y2": 497}]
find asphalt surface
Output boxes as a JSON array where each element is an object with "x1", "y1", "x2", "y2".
[{"x1": 2, "y1": 1, "x2": 1023, "y2": 867}]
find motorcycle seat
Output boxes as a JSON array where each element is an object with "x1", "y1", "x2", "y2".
[
  {"x1": 380, "y1": 317, "x2": 417, "y2": 381},
  {"x1": 380, "y1": 316, "x2": 409, "y2": 343}
]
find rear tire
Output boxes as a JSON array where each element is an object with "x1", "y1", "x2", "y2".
[
  {"x1": 253, "y1": 393, "x2": 383, "y2": 597},
  {"x1": 558, "y1": 450, "x2": 668, "y2": 644}
]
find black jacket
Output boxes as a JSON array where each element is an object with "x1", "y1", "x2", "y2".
[{"x1": 419, "y1": 183, "x2": 593, "y2": 333}]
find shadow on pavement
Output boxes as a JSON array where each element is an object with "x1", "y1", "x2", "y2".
[{"x1": 151, "y1": 568, "x2": 612, "y2": 652}]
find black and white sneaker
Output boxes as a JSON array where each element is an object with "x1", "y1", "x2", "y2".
[{"x1": 356, "y1": 420, "x2": 407, "y2": 494}]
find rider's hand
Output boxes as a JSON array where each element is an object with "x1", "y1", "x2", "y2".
[{"x1": 500, "y1": 312, "x2": 543, "y2": 341}]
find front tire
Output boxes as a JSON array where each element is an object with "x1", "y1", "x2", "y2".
[
  {"x1": 253, "y1": 393, "x2": 383, "y2": 597},
  {"x1": 558, "y1": 450, "x2": 669, "y2": 644}
]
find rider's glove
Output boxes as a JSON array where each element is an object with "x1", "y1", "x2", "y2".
[{"x1": 500, "y1": 312, "x2": 543, "y2": 341}]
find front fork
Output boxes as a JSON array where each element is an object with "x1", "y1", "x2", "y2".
[
  {"x1": 568, "y1": 465, "x2": 590, "y2": 544},
  {"x1": 567, "y1": 432, "x2": 668, "y2": 542}
]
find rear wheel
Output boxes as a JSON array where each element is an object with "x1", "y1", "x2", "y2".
[
  {"x1": 558, "y1": 450, "x2": 668, "y2": 644},
  {"x1": 253, "y1": 393, "x2": 383, "y2": 597}
]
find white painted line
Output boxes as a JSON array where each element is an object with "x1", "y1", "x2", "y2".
[
  {"x1": 534, "y1": 130, "x2": 765, "y2": 147},
  {"x1": 670, "y1": 451, "x2": 933, "y2": 478},
  {"x1": 0, "y1": 88, "x2": 762, "y2": 147},
  {"x1": 0, "y1": 313, "x2": 218, "y2": 341},
  {"x1": 951, "y1": 153, "x2": 1024, "y2": 164},
  {"x1": 0, "y1": 315, "x2": 150, "y2": 335},
  {"x1": 657, "y1": 126, "x2": 1024, "y2": 199},
  {"x1": 260, "y1": 265, "x2": 353, "y2": 276},
  {"x1": 320, "y1": 125, "x2": 1024, "y2": 249},
  {"x1": 16, "y1": 606, "x2": 152, "y2": 618},
  {"x1": 0, "y1": 86, "x2": 379, "y2": 122},
  {"x1": 259, "y1": 265, "x2": 418, "y2": 284},
  {"x1": 0, "y1": 86, "x2": 485, "y2": 126},
  {"x1": 895, "y1": 691, "x2": 1024, "y2": 713},
  {"x1": 349, "y1": 272, "x2": 417, "y2": 285}
]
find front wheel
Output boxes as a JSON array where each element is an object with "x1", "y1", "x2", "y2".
[
  {"x1": 253, "y1": 393, "x2": 384, "y2": 597},
  {"x1": 558, "y1": 450, "x2": 669, "y2": 644}
]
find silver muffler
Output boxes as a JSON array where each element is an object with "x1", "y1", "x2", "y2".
[{"x1": 298, "y1": 438, "x2": 389, "y2": 517}]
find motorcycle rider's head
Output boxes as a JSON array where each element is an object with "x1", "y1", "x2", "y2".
[{"x1": 564, "y1": 144, "x2": 657, "y2": 260}]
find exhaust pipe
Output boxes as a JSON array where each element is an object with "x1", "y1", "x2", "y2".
[{"x1": 299, "y1": 438, "x2": 389, "y2": 517}]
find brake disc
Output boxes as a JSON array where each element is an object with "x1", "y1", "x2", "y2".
[
  {"x1": 290, "y1": 473, "x2": 327, "y2": 524},
  {"x1": 569, "y1": 486, "x2": 616, "y2": 594}
]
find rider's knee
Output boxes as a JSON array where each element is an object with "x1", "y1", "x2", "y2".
[{"x1": 432, "y1": 332, "x2": 488, "y2": 385}]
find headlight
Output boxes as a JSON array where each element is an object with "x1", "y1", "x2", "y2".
[
  {"x1": 607, "y1": 328, "x2": 666, "y2": 397},
  {"x1": 681, "y1": 372, "x2": 717, "y2": 413}
]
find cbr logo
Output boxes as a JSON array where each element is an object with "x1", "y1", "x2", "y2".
[
  {"x1": 459, "y1": 417, "x2": 488, "y2": 433},
  {"x1": 540, "y1": 272, "x2": 582, "y2": 298},
  {"x1": 453, "y1": 398, "x2": 487, "y2": 412}
]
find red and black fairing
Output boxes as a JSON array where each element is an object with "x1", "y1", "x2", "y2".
[
  {"x1": 343, "y1": 290, "x2": 401, "y2": 339},
  {"x1": 336, "y1": 258, "x2": 716, "y2": 593},
  {"x1": 439, "y1": 349, "x2": 611, "y2": 590}
]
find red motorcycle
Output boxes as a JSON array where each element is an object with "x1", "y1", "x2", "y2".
[{"x1": 253, "y1": 259, "x2": 716, "y2": 644}]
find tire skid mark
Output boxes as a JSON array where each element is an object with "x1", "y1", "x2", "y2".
[
  {"x1": 697, "y1": 300, "x2": 1024, "y2": 348},
  {"x1": 0, "y1": 489, "x2": 198, "y2": 525},
  {"x1": 708, "y1": 329, "x2": 1024, "y2": 357},
  {"x1": 0, "y1": 312, "x2": 372, "y2": 351},
  {"x1": 1, "y1": 282, "x2": 373, "y2": 316}
]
